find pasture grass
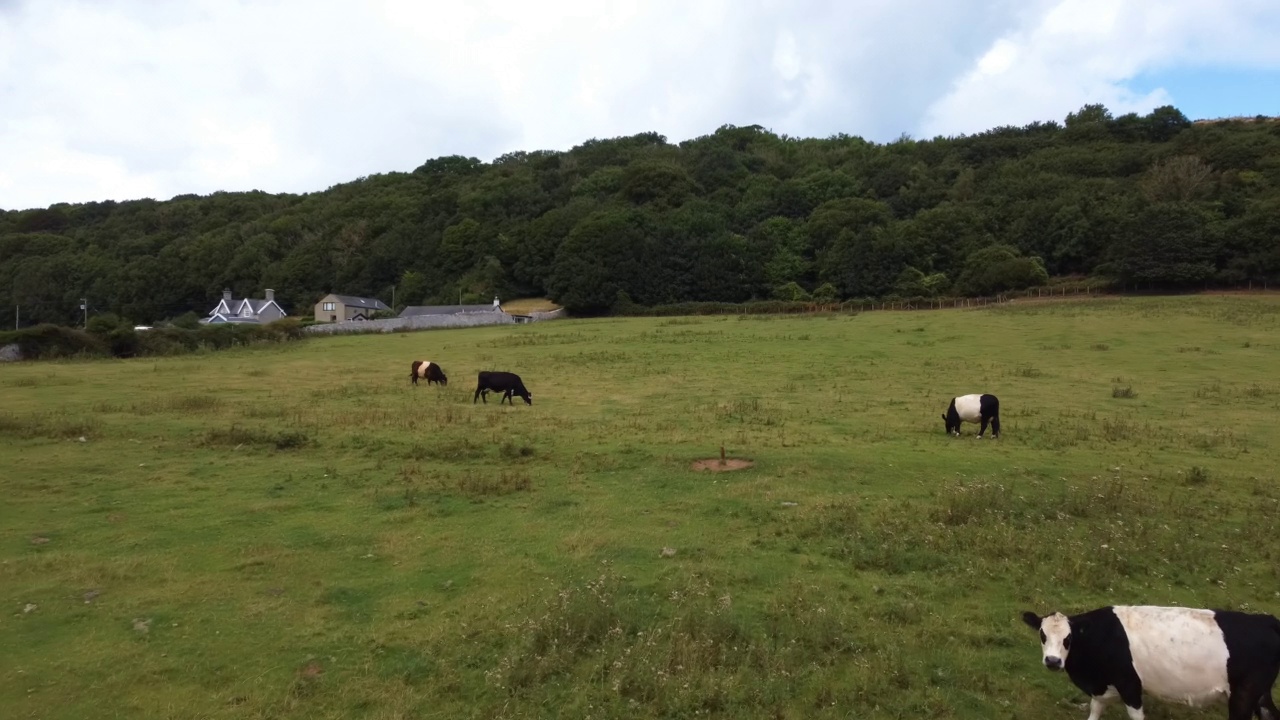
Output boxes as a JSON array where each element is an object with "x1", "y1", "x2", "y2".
[{"x1": 2, "y1": 295, "x2": 1279, "y2": 719}]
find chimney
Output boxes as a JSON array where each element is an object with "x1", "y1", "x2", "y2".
[
  {"x1": 265, "y1": 289, "x2": 274, "y2": 302},
  {"x1": 223, "y1": 288, "x2": 232, "y2": 302}
]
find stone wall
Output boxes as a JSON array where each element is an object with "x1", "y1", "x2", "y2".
[
  {"x1": 304, "y1": 309, "x2": 566, "y2": 336},
  {"x1": 529, "y1": 308, "x2": 566, "y2": 321}
]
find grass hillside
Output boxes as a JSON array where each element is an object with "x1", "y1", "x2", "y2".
[
  {"x1": 3, "y1": 296, "x2": 1279, "y2": 719},
  {"x1": 500, "y1": 298, "x2": 562, "y2": 315}
]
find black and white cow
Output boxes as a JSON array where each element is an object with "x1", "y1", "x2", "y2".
[
  {"x1": 942, "y1": 393, "x2": 1000, "y2": 438},
  {"x1": 1023, "y1": 605, "x2": 1280, "y2": 720},
  {"x1": 410, "y1": 360, "x2": 448, "y2": 387},
  {"x1": 473, "y1": 370, "x2": 532, "y2": 406}
]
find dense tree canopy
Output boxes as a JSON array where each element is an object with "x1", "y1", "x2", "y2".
[{"x1": 2, "y1": 106, "x2": 1278, "y2": 323}]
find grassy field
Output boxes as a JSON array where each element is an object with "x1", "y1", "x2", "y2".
[{"x1": 3, "y1": 295, "x2": 1279, "y2": 719}]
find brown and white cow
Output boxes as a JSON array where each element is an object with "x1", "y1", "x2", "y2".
[{"x1": 410, "y1": 360, "x2": 448, "y2": 387}]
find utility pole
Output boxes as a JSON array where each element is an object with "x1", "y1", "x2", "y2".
[
  {"x1": 80, "y1": 298, "x2": 87, "y2": 328},
  {"x1": 14, "y1": 305, "x2": 17, "y2": 330}
]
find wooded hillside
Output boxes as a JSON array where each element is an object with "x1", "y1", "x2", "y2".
[{"x1": 2, "y1": 104, "x2": 1278, "y2": 324}]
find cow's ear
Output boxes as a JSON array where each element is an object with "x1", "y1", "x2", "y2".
[{"x1": 1021, "y1": 611, "x2": 1041, "y2": 630}]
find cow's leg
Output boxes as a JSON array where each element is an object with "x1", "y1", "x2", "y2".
[
  {"x1": 502, "y1": 389, "x2": 512, "y2": 405},
  {"x1": 474, "y1": 386, "x2": 483, "y2": 404},
  {"x1": 1233, "y1": 690, "x2": 1267, "y2": 720},
  {"x1": 1259, "y1": 689, "x2": 1280, "y2": 720},
  {"x1": 978, "y1": 415, "x2": 989, "y2": 438},
  {"x1": 1086, "y1": 694, "x2": 1112, "y2": 720},
  {"x1": 1114, "y1": 679, "x2": 1144, "y2": 720},
  {"x1": 991, "y1": 415, "x2": 1001, "y2": 438}
]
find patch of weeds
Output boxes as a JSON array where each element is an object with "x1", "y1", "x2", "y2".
[
  {"x1": 1112, "y1": 385, "x2": 1137, "y2": 399},
  {"x1": 1176, "y1": 345, "x2": 1203, "y2": 353},
  {"x1": 1195, "y1": 382, "x2": 1222, "y2": 398},
  {"x1": 243, "y1": 404, "x2": 288, "y2": 419},
  {"x1": 711, "y1": 398, "x2": 781, "y2": 426},
  {"x1": 1185, "y1": 466, "x2": 1210, "y2": 485},
  {"x1": 1241, "y1": 384, "x2": 1273, "y2": 399},
  {"x1": 1015, "y1": 365, "x2": 1042, "y2": 378},
  {"x1": 0, "y1": 411, "x2": 100, "y2": 440},
  {"x1": 3, "y1": 376, "x2": 37, "y2": 387},
  {"x1": 1090, "y1": 343, "x2": 1110, "y2": 351},
  {"x1": 373, "y1": 643, "x2": 436, "y2": 686},
  {"x1": 499, "y1": 441, "x2": 536, "y2": 460},
  {"x1": 202, "y1": 425, "x2": 311, "y2": 450},
  {"x1": 451, "y1": 470, "x2": 532, "y2": 497},
  {"x1": 405, "y1": 438, "x2": 486, "y2": 461},
  {"x1": 1100, "y1": 416, "x2": 1138, "y2": 441}
]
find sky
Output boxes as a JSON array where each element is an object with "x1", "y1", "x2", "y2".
[{"x1": 1, "y1": 0, "x2": 1278, "y2": 211}]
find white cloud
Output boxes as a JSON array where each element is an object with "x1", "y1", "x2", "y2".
[
  {"x1": 0, "y1": 0, "x2": 1276, "y2": 210},
  {"x1": 920, "y1": 0, "x2": 1280, "y2": 138}
]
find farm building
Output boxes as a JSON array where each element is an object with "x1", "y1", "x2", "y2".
[{"x1": 314, "y1": 293, "x2": 392, "y2": 323}]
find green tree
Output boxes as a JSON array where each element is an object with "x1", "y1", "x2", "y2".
[
  {"x1": 1115, "y1": 202, "x2": 1220, "y2": 286},
  {"x1": 956, "y1": 245, "x2": 1049, "y2": 295}
]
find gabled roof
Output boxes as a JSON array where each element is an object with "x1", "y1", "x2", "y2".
[
  {"x1": 399, "y1": 304, "x2": 499, "y2": 317},
  {"x1": 201, "y1": 313, "x2": 261, "y2": 325},
  {"x1": 210, "y1": 296, "x2": 286, "y2": 318},
  {"x1": 330, "y1": 294, "x2": 390, "y2": 311}
]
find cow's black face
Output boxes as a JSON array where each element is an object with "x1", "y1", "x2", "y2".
[{"x1": 522, "y1": 393, "x2": 532, "y2": 406}]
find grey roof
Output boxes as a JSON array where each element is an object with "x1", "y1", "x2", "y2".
[
  {"x1": 399, "y1": 304, "x2": 498, "y2": 318},
  {"x1": 331, "y1": 294, "x2": 390, "y2": 311}
]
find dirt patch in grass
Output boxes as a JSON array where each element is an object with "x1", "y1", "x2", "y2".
[{"x1": 690, "y1": 457, "x2": 755, "y2": 472}]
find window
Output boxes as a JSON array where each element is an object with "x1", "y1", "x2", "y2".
[{"x1": 322, "y1": 302, "x2": 336, "y2": 311}]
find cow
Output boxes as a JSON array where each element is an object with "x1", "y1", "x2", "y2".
[
  {"x1": 942, "y1": 393, "x2": 1000, "y2": 438},
  {"x1": 1022, "y1": 605, "x2": 1280, "y2": 720},
  {"x1": 410, "y1": 360, "x2": 448, "y2": 387},
  {"x1": 473, "y1": 370, "x2": 532, "y2": 406}
]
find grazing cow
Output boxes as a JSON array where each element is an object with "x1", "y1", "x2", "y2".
[
  {"x1": 1022, "y1": 606, "x2": 1280, "y2": 720},
  {"x1": 942, "y1": 393, "x2": 1000, "y2": 438},
  {"x1": 410, "y1": 360, "x2": 448, "y2": 387},
  {"x1": 473, "y1": 370, "x2": 532, "y2": 406}
]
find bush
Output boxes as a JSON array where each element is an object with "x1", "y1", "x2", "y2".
[
  {"x1": 0, "y1": 325, "x2": 108, "y2": 360},
  {"x1": 86, "y1": 313, "x2": 128, "y2": 336},
  {"x1": 771, "y1": 281, "x2": 812, "y2": 302},
  {"x1": 811, "y1": 283, "x2": 838, "y2": 303}
]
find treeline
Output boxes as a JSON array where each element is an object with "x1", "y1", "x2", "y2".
[{"x1": 2, "y1": 103, "x2": 1278, "y2": 323}]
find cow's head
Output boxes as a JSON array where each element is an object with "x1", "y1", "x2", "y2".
[
  {"x1": 521, "y1": 391, "x2": 532, "y2": 406},
  {"x1": 942, "y1": 403, "x2": 960, "y2": 435},
  {"x1": 1022, "y1": 611, "x2": 1071, "y2": 671}
]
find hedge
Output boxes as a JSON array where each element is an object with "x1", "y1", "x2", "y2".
[{"x1": 0, "y1": 318, "x2": 306, "y2": 361}]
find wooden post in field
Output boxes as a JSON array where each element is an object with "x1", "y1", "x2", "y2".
[{"x1": 720, "y1": 445, "x2": 726, "y2": 467}]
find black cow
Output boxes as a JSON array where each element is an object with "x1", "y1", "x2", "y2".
[
  {"x1": 410, "y1": 360, "x2": 448, "y2": 387},
  {"x1": 1023, "y1": 605, "x2": 1280, "y2": 720},
  {"x1": 474, "y1": 370, "x2": 532, "y2": 405},
  {"x1": 942, "y1": 393, "x2": 1000, "y2": 438}
]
